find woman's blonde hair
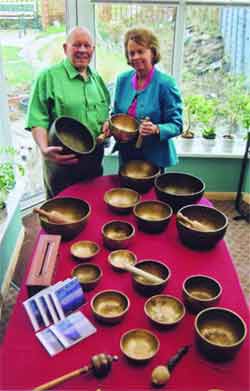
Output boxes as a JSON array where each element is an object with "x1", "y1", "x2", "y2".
[{"x1": 124, "y1": 28, "x2": 161, "y2": 65}]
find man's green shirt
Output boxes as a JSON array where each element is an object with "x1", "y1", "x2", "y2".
[{"x1": 26, "y1": 58, "x2": 110, "y2": 137}]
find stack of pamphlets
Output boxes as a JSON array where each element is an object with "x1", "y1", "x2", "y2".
[{"x1": 23, "y1": 277, "x2": 96, "y2": 356}]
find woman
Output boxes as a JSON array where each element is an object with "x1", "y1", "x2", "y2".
[{"x1": 104, "y1": 27, "x2": 183, "y2": 170}]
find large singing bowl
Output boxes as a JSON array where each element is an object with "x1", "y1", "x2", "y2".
[
  {"x1": 49, "y1": 116, "x2": 96, "y2": 155},
  {"x1": 38, "y1": 197, "x2": 91, "y2": 240},
  {"x1": 133, "y1": 200, "x2": 173, "y2": 233},
  {"x1": 109, "y1": 113, "x2": 139, "y2": 143},
  {"x1": 104, "y1": 187, "x2": 140, "y2": 214},
  {"x1": 120, "y1": 160, "x2": 161, "y2": 194},
  {"x1": 176, "y1": 205, "x2": 228, "y2": 250},
  {"x1": 154, "y1": 172, "x2": 205, "y2": 212}
]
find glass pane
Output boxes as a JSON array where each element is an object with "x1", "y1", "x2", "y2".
[
  {"x1": 95, "y1": 3, "x2": 176, "y2": 88},
  {"x1": 0, "y1": 0, "x2": 66, "y2": 208}
]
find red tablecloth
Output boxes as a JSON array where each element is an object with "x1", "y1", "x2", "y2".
[{"x1": 1, "y1": 175, "x2": 249, "y2": 391}]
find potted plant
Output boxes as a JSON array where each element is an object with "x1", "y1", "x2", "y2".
[
  {"x1": 180, "y1": 95, "x2": 201, "y2": 152},
  {"x1": 194, "y1": 96, "x2": 218, "y2": 151}
]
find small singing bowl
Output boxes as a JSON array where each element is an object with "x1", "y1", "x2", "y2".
[
  {"x1": 154, "y1": 172, "x2": 205, "y2": 212},
  {"x1": 176, "y1": 205, "x2": 228, "y2": 250},
  {"x1": 144, "y1": 295, "x2": 185, "y2": 327},
  {"x1": 104, "y1": 187, "x2": 140, "y2": 214},
  {"x1": 119, "y1": 160, "x2": 161, "y2": 194},
  {"x1": 91, "y1": 290, "x2": 130, "y2": 324},
  {"x1": 72, "y1": 263, "x2": 102, "y2": 291},
  {"x1": 132, "y1": 260, "x2": 171, "y2": 296},
  {"x1": 195, "y1": 307, "x2": 247, "y2": 361},
  {"x1": 183, "y1": 275, "x2": 222, "y2": 314},
  {"x1": 39, "y1": 197, "x2": 91, "y2": 241},
  {"x1": 108, "y1": 249, "x2": 137, "y2": 271},
  {"x1": 102, "y1": 220, "x2": 135, "y2": 250},
  {"x1": 120, "y1": 328, "x2": 160, "y2": 362},
  {"x1": 109, "y1": 113, "x2": 139, "y2": 143},
  {"x1": 70, "y1": 240, "x2": 100, "y2": 261},
  {"x1": 133, "y1": 200, "x2": 173, "y2": 233}
]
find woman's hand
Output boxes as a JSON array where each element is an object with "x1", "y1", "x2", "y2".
[
  {"x1": 139, "y1": 119, "x2": 159, "y2": 136},
  {"x1": 41, "y1": 146, "x2": 79, "y2": 165}
]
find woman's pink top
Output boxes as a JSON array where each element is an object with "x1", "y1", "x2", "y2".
[{"x1": 128, "y1": 67, "x2": 155, "y2": 117}]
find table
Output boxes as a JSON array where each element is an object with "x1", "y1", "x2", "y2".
[{"x1": 1, "y1": 175, "x2": 249, "y2": 391}]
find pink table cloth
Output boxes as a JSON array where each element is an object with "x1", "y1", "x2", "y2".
[{"x1": 1, "y1": 175, "x2": 249, "y2": 391}]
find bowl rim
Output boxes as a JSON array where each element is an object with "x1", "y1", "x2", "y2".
[
  {"x1": 71, "y1": 262, "x2": 103, "y2": 284},
  {"x1": 39, "y1": 197, "x2": 91, "y2": 226},
  {"x1": 194, "y1": 306, "x2": 248, "y2": 348},
  {"x1": 154, "y1": 171, "x2": 206, "y2": 196},
  {"x1": 133, "y1": 199, "x2": 173, "y2": 222},
  {"x1": 70, "y1": 240, "x2": 100, "y2": 259},
  {"x1": 183, "y1": 274, "x2": 223, "y2": 302},
  {"x1": 104, "y1": 187, "x2": 140, "y2": 210},
  {"x1": 90, "y1": 289, "x2": 130, "y2": 319},
  {"x1": 108, "y1": 249, "x2": 137, "y2": 270},
  {"x1": 119, "y1": 160, "x2": 161, "y2": 181},
  {"x1": 133, "y1": 259, "x2": 171, "y2": 285},
  {"x1": 109, "y1": 113, "x2": 140, "y2": 130},
  {"x1": 177, "y1": 204, "x2": 229, "y2": 233},
  {"x1": 53, "y1": 116, "x2": 96, "y2": 154},
  {"x1": 120, "y1": 328, "x2": 160, "y2": 361},
  {"x1": 144, "y1": 294, "x2": 186, "y2": 325},
  {"x1": 101, "y1": 220, "x2": 135, "y2": 240}
]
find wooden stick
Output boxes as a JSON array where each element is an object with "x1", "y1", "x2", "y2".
[
  {"x1": 176, "y1": 212, "x2": 210, "y2": 232},
  {"x1": 33, "y1": 366, "x2": 89, "y2": 391},
  {"x1": 135, "y1": 134, "x2": 143, "y2": 149},
  {"x1": 34, "y1": 208, "x2": 72, "y2": 224},
  {"x1": 122, "y1": 263, "x2": 164, "y2": 284}
]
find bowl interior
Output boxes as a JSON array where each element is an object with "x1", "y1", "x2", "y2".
[
  {"x1": 110, "y1": 114, "x2": 138, "y2": 133},
  {"x1": 196, "y1": 308, "x2": 246, "y2": 347},
  {"x1": 55, "y1": 117, "x2": 94, "y2": 153},
  {"x1": 134, "y1": 201, "x2": 172, "y2": 221},
  {"x1": 134, "y1": 261, "x2": 170, "y2": 286},
  {"x1": 145, "y1": 295, "x2": 185, "y2": 325},
  {"x1": 103, "y1": 221, "x2": 134, "y2": 240},
  {"x1": 155, "y1": 172, "x2": 204, "y2": 196},
  {"x1": 40, "y1": 197, "x2": 90, "y2": 224},
  {"x1": 72, "y1": 263, "x2": 101, "y2": 283},
  {"x1": 184, "y1": 275, "x2": 221, "y2": 301},
  {"x1": 92, "y1": 291, "x2": 129, "y2": 318},
  {"x1": 71, "y1": 241, "x2": 99, "y2": 259},
  {"x1": 108, "y1": 249, "x2": 137, "y2": 270},
  {"x1": 121, "y1": 329, "x2": 159, "y2": 360},
  {"x1": 179, "y1": 205, "x2": 227, "y2": 231},
  {"x1": 104, "y1": 188, "x2": 140, "y2": 209},
  {"x1": 120, "y1": 160, "x2": 160, "y2": 180}
]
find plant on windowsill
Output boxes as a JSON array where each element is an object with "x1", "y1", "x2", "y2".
[
  {"x1": 182, "y1": 95, "x2": 201, "y2": 139},
  {"x1": 194, "y1": 96, "x2": 218, "y2": 150}
]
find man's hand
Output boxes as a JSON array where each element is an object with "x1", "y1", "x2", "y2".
[
  {"x1": 96, "y1": 121, "x2": 111, "y2": 144},
  {"x1": 42, "y1": 146, "x2": 79, "y2": 165}
]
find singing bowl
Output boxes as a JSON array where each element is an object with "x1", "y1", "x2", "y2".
[
  {"x1": 70, "y1": 240, "x2": 100, "y2": 261},
  {"x1": 176, "y1": 205, "x2": 228, "y2": 250},
  {"x1": 91, "y1": 290, "x2": 130, "y2": 324},
  {"x1": 119, "y1": 160, "x2": 161, "y2": 194},
  {"x1": 104, "y1": 187, "x2": 140, "y2": 214},
  {"x1": 120, "y1": 329, "x2": 160, "y2": 362},
  {"x1": 38, "y1": 197, "x2": 91, "y2": 240},
  {"x1": 102, "y1": 220, "x2": 135, "y2": 250},
  {"x1": 72, "y1": 263, "x2": 102, "y2": 291},
  {"x1": 195, "y1": 307, "x2": 247, "y2": 361},
  {"x1": 144, "y1": 295, "x2": 185, "y2": 327},
  {"x1": 109, "y1": 113, "x2": 139, "y2": 143},
  {"x1": 154, "y1": 172, "x2": 205, "y2": 212},
  {"x1": 132, "y1": 260, "x2": 171, "y2": 296},
  {"x1": 183, "y1": 275, "x2": 222, "y2": 313},
  {"x1": 133, "y1": 200, "x2": 173, "y2": 233},
  {"x1": 49, "y1": 116, "x2": 95, "y2": 155},
  {"x1": 108, "y1": 249, "x2": 137, "y2": 271}
]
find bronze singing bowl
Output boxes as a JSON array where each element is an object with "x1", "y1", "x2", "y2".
[
  {"x1": 144, "y1": 294, "x2": 185, "y2": 327},
  {"x1": 104, "y1": 187, "x2": 140, "y2": 214},
  {"x1": 154, "y1": 172, "x2": 205, "y2": 212},
  {"x1": 72, "y1": 263, "x2": 102, "y2": 291},
  {"x1": 133, "y1": 200, "x2": 173, "y2": 233},
  {"x1": 108, "y1": 249, "x2": 137, "y2": 271},
  {"x1": 119, "y1": 160, "x2": 161, "y2": 194},
  {"x1": 195, "y1": 307, "x2": 247, "y2": 361},
  {"x1": 102, "y1": 220, "x2": 135, "y2": 250},
  {"x1": 91, "y1": 290, "x2": 130, "y2": 324},
  {"x1": 183, "y1": 274, "x2": 222, "y2": 314},
  {"x1": 109, "y1": 113, "x2": 139, "y2": 143},
  {"x1": 120, "y1": 328, "x2": 160, "y2": 362},
  {"x1": 39, "y1": 197, "x2": 91, "y2": 241},
  {"x1": 70, "y1": 240, "x2": 100, "y2": 261},
  {"x1": 176, "y1": 205, "x2": 228, "y2": 250},
  {"x1": 132, "y1": 260, "x2": 171, "y2": 296},
  {"x1": 49, "y1": 116, "x2": 96, "y2": 155}
]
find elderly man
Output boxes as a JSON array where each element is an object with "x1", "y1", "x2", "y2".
[{"x1": 26, "y1": 26, "x2": 110, "y2": 197}]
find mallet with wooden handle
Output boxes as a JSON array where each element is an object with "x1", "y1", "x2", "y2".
[
  {"x1": 176, "y1": 212, "x2": 211, "y2": 232},
  {"x1": 135, "y1": 117, "x2": 150, "y2": 149},
  {"x1": 122, "y1": 262, "x2": 164, "y2": 284},
  {"x1": 34, "y1": 207, "x2": 74, "y2": 224}
]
